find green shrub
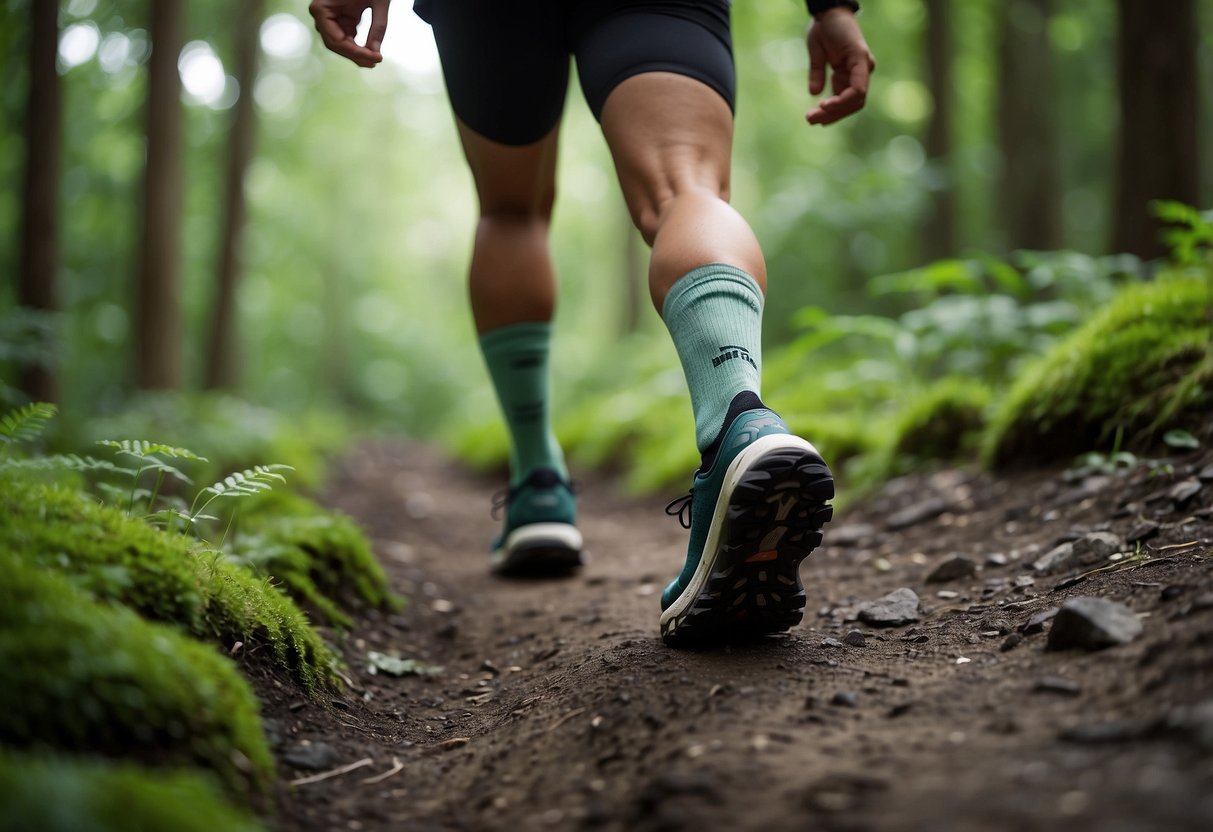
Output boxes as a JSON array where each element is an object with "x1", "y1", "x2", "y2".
[
  {"x1": 0, "y1": 476, "x2": 337, "y2": 694},
  {"x1": 984, "y1": 274, "x2": 1213, "y2": 466},
  {"x1": 235, "y1": 491, "x2": 400, "y2": 628},
  {"x1": 0, "y1": 751, "x2": 264, "y2": 832},
  {"x1": 890, "y1": 377, "x2": 991, "y2": 462},
  {"x1": 0, "y1": 553, "x2": 273, "y2": 795}
]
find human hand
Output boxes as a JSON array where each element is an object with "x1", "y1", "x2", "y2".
[
  {"x1": 805, "y1": 8, "x2": 876, "y2": 126},
  {"x1": 309, "y1": 0, "x2": 390, "y2": 68}
]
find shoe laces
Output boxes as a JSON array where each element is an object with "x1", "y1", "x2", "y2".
[
  {"x1": 491, "y1": 473, "x2": 578, "y2": 520},
  {"x1": 664, "y1": 492, "x2": 693, "y2": 529}
]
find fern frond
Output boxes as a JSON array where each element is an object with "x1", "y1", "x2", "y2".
[
  {"x1": 96, "y1": 439, "x2": 208, "y2": 462},
  {"x1": 0, "y1": 402, "x2": 58, "y2": 444},
  {"x1": 0, "y1": 454, "x2": 136, "y2": 476}
]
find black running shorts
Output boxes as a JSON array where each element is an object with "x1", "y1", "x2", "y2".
[{"x1": 413, "y1": 0, "x2": 735, "y2": 146}]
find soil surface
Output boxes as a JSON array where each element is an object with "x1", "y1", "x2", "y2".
[{"x1": 264, "y1": 440, "x2": 1213, "y2": 832}]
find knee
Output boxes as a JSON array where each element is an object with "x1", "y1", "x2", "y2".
[
  {"x1": 479, "y1": 187, "x2": 556, "y2": 226},
  {"x1": 630, "y1": 182, "x2": 729, "y2": 246}
]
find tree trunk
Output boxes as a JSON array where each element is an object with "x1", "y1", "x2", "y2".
[
  {"x1": 17, "y1": 0, "x2": 62, "y2": 402},
  {"x1": 204, "y1": 0, "x2": 265, "y2": 390},
  {"x1": 921, "y1": 0, "x2": 956, "y2": 262},
  {"x1": 1111, "y1": 0, "x2": 1200, "y2": 259},
  {"x1": 136, "y1": 0, "x2": 185, "y2": 389},
  {"x1": 996, "y1": 0, "x2": 1063, "y2": 251}
]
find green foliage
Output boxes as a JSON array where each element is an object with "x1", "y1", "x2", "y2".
[
  {"x1": 0, "y1": 401, "x2": 57, "y2": 445},
  {"x1": 984, "y1": 274, "x2": 1213, "y2": 466},
  {"x1": 232, "y1": 491, "x2": 401, "y2": 628},
  {"x1": 0, "y1": 551, "x2": 273, "y2": 795},
  {"x1": 0, "y1": 476, "x2": 338, "y2": 694},
  {"x1": 1154, "y1": 201, "x2": 1213, "y2": 267},
  {"x1": 0, "y1": 751, "x2": 264, "y2": 832},
  {"x1": 889, "y1": 378, "x2": 992, "y2": 464}
]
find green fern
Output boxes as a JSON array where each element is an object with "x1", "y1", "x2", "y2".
[
  {"x1": 0, "y1": 454, "x2": 136, "y2": 477},
  {"x1": 188, "y1": 465, "x2": 294, "y2": 539},
  {"x1": 0, "y1": 402, "x2": 57, "y2": 446},
  {"x1": 95, "y1": 439, "x2": 208, "y2": 462}
]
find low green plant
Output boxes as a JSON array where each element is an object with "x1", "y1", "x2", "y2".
[
  {"x1": 0, "y1": 751, "x2": 264, "y2": 832},
  {"x1": 0, "y1": 476, "x2": 338, "y2": 694},
  {"x1": 0, "y1": 551, "x2": 274, "y2": 795}
]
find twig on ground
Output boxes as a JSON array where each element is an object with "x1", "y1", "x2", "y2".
[
  {"x1": 545, "y1": 707, "x2": 587, "y2": 733},
  {"x1": 361, "y1": 757, "x2": 404, "y2": 784},
  {"x1": 289, "y1": 758, "x2": 374, "y2": 787}
]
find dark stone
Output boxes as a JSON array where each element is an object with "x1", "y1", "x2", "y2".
[
  {"x1": 831, "y1": 690, "x2": 859, "y2": 708},
  {"x1": 843, "y1": 630, "x2": 867, "y2": 647},
  {"x1": 857, "y1": 588, "x2": 921, "y2": 627},
  {"x1": 886, "y1": 498, "x2": 952, "y2": 531},
  {"x1": 1033, "y1": 676, "x2": 1082, "y2": 696},
  {"x1": 1020, "y1": 607, "x2": 1060, "y2": 635},
  {"x1": 1047, "y1": 597, "x2": 1143, "y2": 651},
  {"x1": 1125, "y1": 521, "x2": 1160, "y2": 544},
  {"x1": 1059, "y1": 721, "x2": 1141, "y2": 744},
  {"x1": 1160, "y1": 585, "x2": 1185, "y2": 602},
  {"x1": 282, "y1": 741, "x2": 340, "y2": 771},
  {"x1": 1170, "y1": 478, "x2": 1203, "y2": 507},
  {"x1": 1000, "y1": 633, "x2": 1023, "y2": 652},
  {"x1": 829, "y1": 523, "x2": 877, "y2": 547},
  {"x1": 1033, "y1": 532, "x2": 1121, "y2": 575},
  {"x1": 887, "y1": 702, "x2": 913, "y2": 718},
  {"x1": 925, "y1": 556, "x2": 978, "y2": 584}
]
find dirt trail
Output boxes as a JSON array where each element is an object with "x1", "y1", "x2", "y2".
[{"x1": 266, "y1": 441, "x2": 1213, "y2": 832}]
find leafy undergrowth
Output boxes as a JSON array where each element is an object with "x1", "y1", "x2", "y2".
[
  {"x1": 0, "y1": 477, "x2": 337, "y2": 694},
  {"x1": 0, "y1": 751, "x2": 263, "y2": 832},
  {"x1": 0, "y1": 549, "x2": 273, "y2": 795},
  {"x1": 985, "y1": 273, "x2": 1212, "y2": 466}
]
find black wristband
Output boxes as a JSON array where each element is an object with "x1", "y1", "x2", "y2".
[{"x1": 806, "y1": 0, "x2": 860, "y2": 17}]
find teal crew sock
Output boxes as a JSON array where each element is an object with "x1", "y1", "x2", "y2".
[
  {"x1": 478, "y1": 321, "x2": 567, "y2": 486},
  {"x1": 661, "y1": 264, "x2": 765, "y2": 454}
]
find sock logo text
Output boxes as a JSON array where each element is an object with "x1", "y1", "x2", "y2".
[{"x1": 713, "y1": 345, "x2": 757, "y2": 371}]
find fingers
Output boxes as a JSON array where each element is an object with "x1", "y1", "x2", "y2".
[
  {"x1": 806, "y1": 49, "x2": 874, "y2": 126},
  {"x1": 309, "y1": 1, "x2": 382, "y2": 68},
  {"x1": 366, "y1": 0, "x2": 390, "y2": 54},
  {"x1": 807, "y1": 30, "x2": 826, "y2": 96}
]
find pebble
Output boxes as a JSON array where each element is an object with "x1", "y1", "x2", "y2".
[
  {"x1": 829, "y1": 523, "x2": 876, "y2": 546},
  {"x1": 1125, "y1": 520, "x2": 1160, "y2": 544},
  {"x1": 1047, "y1": 597, "x2": 1143, "y2": 651},
  {"x1": 1033, "y1": 532, "x2": 1121, "y2": 575},
  {"x1": 1198, "y1": 464, "x2": 1213, "y2": 482},
  {"x1": 1000, "y1": 633, "x2": 1023, "y2": 652},
  {"x1": 985, "y1": 552, "x2": 1009, "y2": 567},
  {"x1": 843, "y1": 630, "x2": 866, "y2": 647},
  {"x1": 1170, "y1": 478, "x2": 1203, "y2": 507},
  {"x1": 936, "y1": 590, "x2": 960, "y2": 600},
  {"x1": 886, "y1": 498, "x2": 952, "y2": 531},
  {"x1": 282, "y1": 741, "x2": 340, "y2": 771},
  {"x1": 831, "y1": 690, "x2": 859, "y2": 708},
  {"x1": 1033, "y1": 676, "x2": 1082, "y2": 696},
  {"x1": 821, "y1": 637, "x2": 845, "y2": 649},
  {"x1": 925, "y1": 556, "x2": 978, "y2": 584},
  {"x1": 857, "y1": 588, "x2": 921, "y2": 627},
  {"x1": 1020, "y1": 607, "x2": 1060, "y2": 635}
]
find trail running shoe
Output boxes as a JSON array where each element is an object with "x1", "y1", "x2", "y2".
[
  {"x1": 659, "y1": 406, "x2": 834, "y2": 646},
  {"x1": 490, "y1": 467, "x2": 584, "y2": 577}
]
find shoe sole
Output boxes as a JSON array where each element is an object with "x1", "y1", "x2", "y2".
[
  {"x1": 660, "y1": 435, "x2": 834, "y2": 647},
  {"x1": 491, "y1": 522, "x2": 585, "y2": 578}
]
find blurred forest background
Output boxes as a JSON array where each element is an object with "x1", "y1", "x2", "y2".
[{"x1": 2, "y1": 0, "x2": 1212, "y2": 489}]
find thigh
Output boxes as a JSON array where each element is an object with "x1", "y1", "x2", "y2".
[
  {"x1": 457, "y1": 120, "x2": 561, "y2": 217},
  {"x1": 425, "y1": 0, "x2": 570, "y2": 147},
  {"x1": 571, "y1": 0, "x2": 736, "y2": 121}
]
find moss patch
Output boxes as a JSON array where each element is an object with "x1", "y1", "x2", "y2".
[
  {"x1": 890, "y1": 378, "x2": 991, "y2": 463},
  {"x1": 235, "y1": 492, "x2": 400, "y2": 628},
  {"x1": 0, "y1": 477, "x2": 337, "y2": 694},
  {"x1": 0, "y1": 751, "x2": 264, "y2": 832},
  {"x1": 984, "y1": 275, "x2": 1213, "y2": 466},
  {"x1": 0, "y1": 552, "x2": 273, "y2": 795}
]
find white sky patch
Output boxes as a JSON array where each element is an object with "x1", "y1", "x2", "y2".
[
  {"x1": 59, "y1": 22, "x2": 100, "y2": 69},
  {"x1": 178, "y1": 41, "x2": 227, "y2": 107},
  {"x1": 355, "y1": 5, "x2": 440, "y2": 76},
  {"x1": 260, "y1": 13, "x2": 312, "y2": 61}
]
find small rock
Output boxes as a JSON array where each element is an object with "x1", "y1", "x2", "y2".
[
  {"x1": 282, "y1": 741, "x2": 339, "y2": 771},
  {"x1": 985, "y1": 552, "x2": 1009, "y2": 568},
  {"x1": 1197, "y1": 464, "x2": 1213, "y2": 482},
  {"x1": 1160, "y1": 700, "x2": 1213, "y2": 752},
  {"x1": 1033, "y1": 532, "x2": 1122, "y2": 575},
  {"x1": 821, "y1": 637, "x2": 845, "y2": 649},
  {"x1": 857, "y1": 588, "x2": 921, "y2": 627},
  {"x1": 1125, "y1": 521, "x2": 1160, "y2": 544},
  {"x1": 831, "y1": 690, "x2": 859, "y2": 708},
  {"x1": 1020, "y1": 607, "x2": 1060, "y2": 635},
  {"x1": 886, "y1": 498, "x2": 952, "y2": 531},
  {"x1": 936, "y1": 590, "x2": 960, "y2": 600},
  {"x1": 1047, "y1": 597, "x2": 1143, "y2": 651},
  {"x1": 1170, "y1": 478, "x2": 1203, "y2": 507},
  {"x1": 887, "y1": 702, "x2": 913, "y2": 718},
  {"x1": 1160, "y1": 585, "x2": 1185, "y2": 602},
  {"x1": 1000, "y1": 633, "x2": 1023, "y2": 652},
  {"x1": 829, "y1": 523, "x2": 876, "y2": 547},
  {"x1": 1032, "y1": 541, "x2": 1075, "y2": 575},
  {"x1": 926, "y1": 556, "x2": 978, "y2": 584},
  {"x1": 843, "y1": 630, "x2": 866, "y2": 647},
  {"x1": 1033, "y1": 676, "x2": 1082, "y2": 696}
]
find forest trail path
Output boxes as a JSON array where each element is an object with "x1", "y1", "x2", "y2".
[{"x1": 270, "y1": 441, "x2": 1213, "y2": 832}]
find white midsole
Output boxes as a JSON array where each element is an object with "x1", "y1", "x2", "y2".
[
  {"x1": 659, "y1": 434, "x2": 819, "y2": 629},
  {"x1": 492, "y1": 523, "x2": 583, "y2": 560}
]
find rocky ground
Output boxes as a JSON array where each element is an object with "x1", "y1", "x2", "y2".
[{"x1": 259, "y1": 440, "x2": 1213, "y2": 832}]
